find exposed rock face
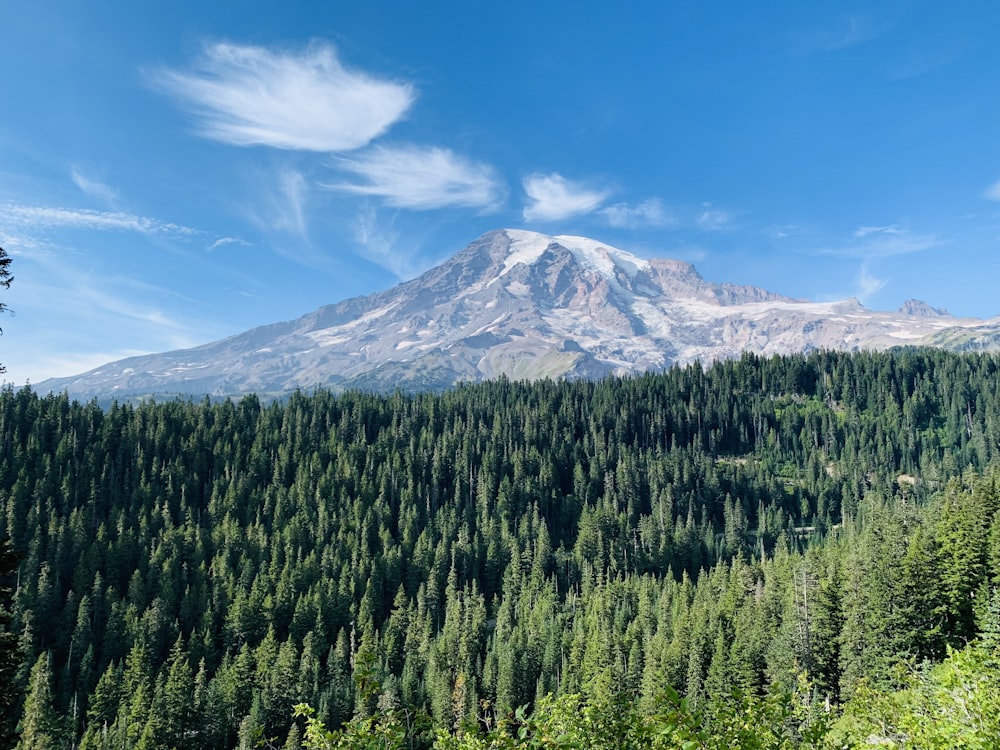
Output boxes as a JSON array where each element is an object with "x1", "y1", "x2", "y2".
[
  {"x1": 898, "y1": 299, "x2": 950, "y2": 317},
  {"x1": 35, "y1": 229, "x2": 1000, "y2": 401}
]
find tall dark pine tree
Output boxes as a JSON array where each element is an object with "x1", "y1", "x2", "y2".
[
  {"x1": 0, "y1": 538, "x2": 22, "y2": 746},
  {"x1": 0, "y1": 249, "x2": 19, "y2": 744},
  {"x1": 16, "y1": 653, "x2": 63, "y2": 750},
  {"x1": 0, "y1": 245, "x2": 12, "y2": 368}
]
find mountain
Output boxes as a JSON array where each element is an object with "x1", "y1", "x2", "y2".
[
  {"x1": 35, "y1": 229, "x2": 1000, "y2": 401},
  {"x1": 897, "y1": 299, "x2": 950, "y2": 317}
]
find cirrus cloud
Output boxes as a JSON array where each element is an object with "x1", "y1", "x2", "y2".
[
  {"x1": 695, "y1": 202, "x2": 734, "y2": 230},
  {"x1": 207, "y1": 236, "x2": 250, "y2": 252},
  {"x1": 600, "y1": 198, "x2": 672, "y2": 228},
  {"x1": 855, "y1": 261, "x2": 888, "y2": 302},
  {"x1": 832, "y1": 224, "x2": 945, "y2": 258},
  {"x1": 522, "y1": 173, "x2": 611, "y2": 222},
  {"x1": 0, "y1": 203, "x2": 199, "y2": 237},
  {"x1": 326, "y1": 144, "x2": 504, "y2": 210},
  {"x1": 151, "y1": 41, "x2": 414, "y2": 152},
  {"x1": 70, "y1": 168, "x2": 119, "y2": 205}
]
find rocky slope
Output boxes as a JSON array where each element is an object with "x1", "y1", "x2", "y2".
[{"x1": 35, "y1": 229, "x2": 1000, "y2": 401}]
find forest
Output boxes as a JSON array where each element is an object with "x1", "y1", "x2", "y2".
[{"x1": 1, "y1": 348, "x2": 999, "y2": 749}]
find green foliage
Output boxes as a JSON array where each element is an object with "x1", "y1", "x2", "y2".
[
  {"x1": 298, "y1": 674, "x2": 832, "y2": 750},
  {"x1": 1, "y1": 350, "x2": 1000, "y2": 747},
  {"x1": 829, "y1": 641, "x2": 1000, "y2": 748},
  {"x1": 293, "y1": 702, "x2": 406, "y2": 750},
  {"x1": 16, "y1": 653, "x2": 64, "y2": 750},
  {"x1": 0, "y1": 537, "x2": 22, "y2": 746},
  {"x1": 0, "y1": 243, "x2": 12, "y2": 371}
]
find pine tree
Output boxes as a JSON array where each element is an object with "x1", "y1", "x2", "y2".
[
  {"x1": 16, "y1": 652, "x2": 64, "y2": 750},
  {"x1": 0, "y1": 537, "x2": 22, "y2": 747},
  {"x1": 162, "y1": 636, "x2": 195, "y2": 750},
  {"x1": 85, "y1": 661, "x2": 122, "y2": 735}
]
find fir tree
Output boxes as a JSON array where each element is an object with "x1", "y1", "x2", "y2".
[{"x1": 16, "y1": 652, "x2": 63, "y2": 750}]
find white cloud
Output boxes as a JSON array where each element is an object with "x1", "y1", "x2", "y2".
[
  {"x1": 522, "y1": 173, "x2": 610, "y2": 222},
  {"x1": 768, "y1": 224, "x2": 800, "y2": 239},
  {"x1": 810, "y1": 224, "x2": 945, "y2": 264},
  {"x1": 1, "y1": 256, "x2": 207, "y2": 384},
  {"x1": 2, "y1": 203, "x2": 245, "y2": 264},
  {"x1": 0, "y1": 204, "x2": 198, "y2": 237},
  {"x1": 207, "y1": 236, "x2": 250, "y2": 251},
  {"x1": 353, "y1": 205, "x2": 429, "y2": 278},
  {"x1": 855, "y1": 262, "x2": 887, "y2": 302},
  {"x1": 984, "y1": 179, "x2": 1000, "y2": 202},
  {"x1": 695, "y1": 202, "x2": 733, "y2": 231},
  {"x1": 853, "y1": 224, "x2": 903, "y2": 239},
  {"x1": 82, "y1": 285, "x2": 185, "y2": 327},
  {"x1": 830, "y1": 224, "x2": 944, "y2": 258},
  {"x1": 235, "y1": 166, "x2": 313, "y2": 246},
  {"x1": 274, "y1": 168, "x2": 309, "y2": 236},
  {"x1": 328, "y1": 145, "x2": 504, "y2": 210},
  {"x1": 600, "y1": 198, "x2": 671, "y2": 228},
  {"x1": 70, "y1": 168, "x2": 119, "y2": 204},
  {"x1": 151, "y1": 41, "x2": 414, "y2": 152},
  {"x1": 0, "y1": 229, "x2": 48, "y2": 257}
]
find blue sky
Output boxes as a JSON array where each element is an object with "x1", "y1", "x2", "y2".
[{"x1": 3, "y1": 1, "x2": 1000, "y2": 385}]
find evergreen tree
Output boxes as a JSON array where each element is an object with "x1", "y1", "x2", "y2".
[
  {"x1": 3, "y1": 351, "x2": 1000, "y2": 745},
  {"x1": 16, "y1": 652, "x2": 63, "y2": 750},
  {"x1": 0, "y1": 244, "x2": 12, "y2": 372},
  {"x1": 0, "y1": 537, "x2": 22, "y2": 747}
]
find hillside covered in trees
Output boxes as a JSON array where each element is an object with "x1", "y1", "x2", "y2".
[{"x1": 2, "y1": 349, "x2": 1000, "y2": 748}]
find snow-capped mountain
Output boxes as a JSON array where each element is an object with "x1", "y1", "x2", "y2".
[{"x1": 35, "y1": 229, "x2": 1000, "y2": 401}]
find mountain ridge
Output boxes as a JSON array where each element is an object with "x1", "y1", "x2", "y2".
[{"x1": 34, "y1": 229, "x2": 1000, "y2": 401}]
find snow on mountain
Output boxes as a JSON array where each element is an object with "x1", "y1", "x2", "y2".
[{"x1": 34, "y1": 229, "x2": 1000, "y2": 402}]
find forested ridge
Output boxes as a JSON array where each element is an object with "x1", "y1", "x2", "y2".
[{"x1": 2, "y1": 348, "x2": 1000, "y2": 748}]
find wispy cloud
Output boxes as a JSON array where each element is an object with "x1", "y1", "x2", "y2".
[
  {"x1": 855, "y1": 261, "x2": 887, "y2": 302},
  {"x1": 768, "y1": 224, "x2": 801, "y2": 239},
  {"x1": 600, "y1": 198, "x2": 672, "y2": 228},
  {"x1": 1, "y1": 203, "x2": 249, "y2": 265},
  {"x1": 824, "y1": 15, "x2": 884, "y2": 50},
  {"x1": 853, "y1": 224, "x2": 902, "y2": 239},
  {"x1": 273, "y1": 168, "x2": 309, "y2": 236},
  {"x1": 328, "y1": 144, "x2": 504, "y2": 210},
  {"x1": 80, "y1": 283, "x2": 189, "y2": 327},
  {"x1": 800, "y1": 13, "x2": 894, "y2": 53},
  {"x1": 695, "y1": 202, "x2": 733, "y2": 231},
  {"x1": 151, "y1": 41, "x2": 414, "y2": 152},
  {"x1": 984, "y1": 179, "x2": 1000, "y2": 202},
  {"x1": 522, "y1": 173, "x2": 610, "y2": 222},
  {"x1": 0, "y1": 229, "x2": 49, "y2": 257},
  {"x1": 886, "y1": 48, "x2": 959, "y2": 81},
  {"x1": 353, "y1": 205, "x2": 428, "y2": 278},
  {"x1": 0, "y1": 203, "x2": 199, "y2": 237},
  {"x1": 70, "y1": 167, "x2": 119, "y2": 205},
  {"x1": 207, "y1": 236, "x2": 250, "y2": 251},
  {"x1": 826, "y1": 224, "x2": 945, "y2": 258},
  {"x1": 235, "y1": 165, "x2": 312, "y2": 244},
  {"x1": 27, "y1": 251, "x2": 200, "y2": 326},
  {"x1": 3, "y1": 255, "x2": 208, "y2": 384}
]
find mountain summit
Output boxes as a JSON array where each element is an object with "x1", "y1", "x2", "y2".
[{"x1": 36, "y1": 229, "x2": 1000, "y2": 401}]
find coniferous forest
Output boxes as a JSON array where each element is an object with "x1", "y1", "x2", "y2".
[{"x1": 2, "y1": 348, "x2": 1000, "y2": 748}]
